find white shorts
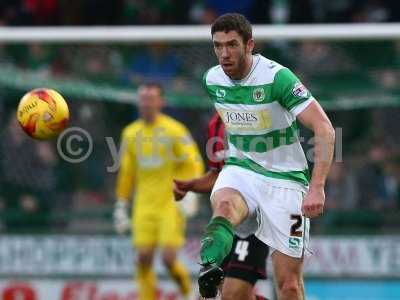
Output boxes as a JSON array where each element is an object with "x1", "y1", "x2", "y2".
[{"x1": 211, "y1": 165, "x2": 311, "y2": 258}]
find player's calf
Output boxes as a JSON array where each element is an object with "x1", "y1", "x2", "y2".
[
  {"x1": 272, "y1": 251, "x2": 304, "y2": 300},
  {"x1": 274, "y1": 264, "x2": 303, "y2": 300},
  {"x1": 198, "y1": 189, "x2": 249, "y2": 298},
  {"x1": 200, "y1": 188, "x2": 248, "y2": 266},
  {"x1": 198, "y1": 216, "x2": 233, "y2": 298},
  {"x1": 200, "y1": 216, "x2": 234, "y2": 266},
  {"x1": 221, "y1": 277, "x2": 254, "y2": 300}
]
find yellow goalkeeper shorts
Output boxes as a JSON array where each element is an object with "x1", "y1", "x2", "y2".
[{"x1": 132, "y1": 205, "x2": 185, "y2": 248}]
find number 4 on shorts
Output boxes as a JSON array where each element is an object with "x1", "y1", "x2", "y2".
[{"x1": 235, "y1": 240, "x2": 249, "y2": 261}]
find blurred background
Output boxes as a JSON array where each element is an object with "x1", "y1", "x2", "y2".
[{"x1": 1, "y1": 0, "x2": 400, "y2": 299}]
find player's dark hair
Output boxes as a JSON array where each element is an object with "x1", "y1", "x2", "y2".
[
  {"x1": 140, "y1": 82, "x2": 164, "y2": 96},
  {"x1": 211, "y1": 13, "x2": 252, "y2": 43}
]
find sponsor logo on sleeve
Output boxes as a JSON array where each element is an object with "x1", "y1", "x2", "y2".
[{"x1": 292, "y1": 83, "x2": 310, "y2": 99}]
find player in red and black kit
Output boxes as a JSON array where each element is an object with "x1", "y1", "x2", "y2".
[{"x1": 174, "y1": 113, "x2": 269, "y2": 300}]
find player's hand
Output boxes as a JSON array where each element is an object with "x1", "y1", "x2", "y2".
[
  {"x1": 113, "y1": 201, "x2": 130, "y2": 234},
  {"x1": 174, "y1": 187, "x2": 187, "y2": 201},
  {"x1": 173, "y1": 179, "x2": 194, "y2": 201},
  {"x1": 302, "y1": 187, "x2": 325, "y2": 218}
]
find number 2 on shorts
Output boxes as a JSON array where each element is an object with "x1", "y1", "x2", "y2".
[{"x1": 290, "y1": 214, "x2": 303, "y2": 237}]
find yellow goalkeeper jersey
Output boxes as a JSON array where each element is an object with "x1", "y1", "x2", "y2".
[{"x1": 116, "y1": 113, "x2": 204, "y2": 212}]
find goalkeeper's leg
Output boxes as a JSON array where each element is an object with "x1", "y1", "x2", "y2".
[
  {"x1": 162, "y1": 248, "x2": 192, "y2": 298},
  {"x1": 136, "y1": 247, "x2": 157, "y2": 300},
  {"x1": 198, "y1": 188, "x2": 249, "y2": 298}
]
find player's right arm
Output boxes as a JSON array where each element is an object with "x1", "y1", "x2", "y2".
[{"x1": 114, "y1": 128, "x2": 136, "y2": 233}]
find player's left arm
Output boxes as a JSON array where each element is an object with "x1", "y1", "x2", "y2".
[
  {"x1": 297, "y1": 100, "x2": 335, "y2": 218},
  {"x1": 273, "y1": 67, "x2": 335, "y2": 218}
]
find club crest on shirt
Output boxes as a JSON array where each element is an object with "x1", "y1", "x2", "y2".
[
  {"x1": 253, "y1": 87, "x2": 265, "y2": 102},
  {"x1": 216, "y1": 88, "x2": 226, "y2": 99},
  {"x1": 292, "y1": 83, "x2": 310, "y2": 98}
]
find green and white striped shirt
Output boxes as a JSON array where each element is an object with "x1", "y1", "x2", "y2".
[{"x1": 203, "y1": 54, "x2": 314, "y2": 190}]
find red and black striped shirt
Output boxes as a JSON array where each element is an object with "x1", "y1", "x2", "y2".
[{"x1": 207, "y1": 113, "x2": 226, "y2": 171}]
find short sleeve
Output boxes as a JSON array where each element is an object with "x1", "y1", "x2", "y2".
[
  {"x1": 172, "y1": 123, "x2": 204, "y2": 180},
  {"x1": 272, "y1": 68, "x2": 313, "y2": 114}
]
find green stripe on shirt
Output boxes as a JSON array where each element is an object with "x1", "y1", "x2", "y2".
[
  {"x1": 225, "y1": 157, "x2": 310, "y2": 186},
  {"x1": 206, "y1": 84, "x2": 275, "y2": 105}
]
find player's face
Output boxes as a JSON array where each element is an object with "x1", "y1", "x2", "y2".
[
  {"x1": 212, "y1": 30, "x2": 254, "y2": 79},
  {"x1": 137, "y1": 86, "x2": 164, "y2": 123}
]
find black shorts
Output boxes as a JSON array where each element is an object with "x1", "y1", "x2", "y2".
[{"x1": 221, "y1": 234, "x2": 269, "y2": 285}]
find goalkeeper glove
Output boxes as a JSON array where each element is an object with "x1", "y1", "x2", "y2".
[
  {"x1": 113, "y1": 201, "x2": 130, "y2": 234},
  {"x1": 176, "y1": 191, "x2": 199, "y2": 218}
]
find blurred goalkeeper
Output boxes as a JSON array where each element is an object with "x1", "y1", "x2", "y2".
[{"x1": 114, "y1": 83, "x2": 204, "y2": 300}]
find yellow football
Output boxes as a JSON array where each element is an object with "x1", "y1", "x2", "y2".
[{"x1": 17, "y1": 88, "x2": 70, "y2": 140}]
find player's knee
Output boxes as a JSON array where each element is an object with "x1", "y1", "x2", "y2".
[
  {"x1": 137, "y1": 251, "x2": 153, "y2": 267},
  {"x1": 212, "y1": 197, "x2": 238, "y2": 222},
  {"x1": 214, "y1": 198, "x2": 234, "y2": 215},
  {"x1": 211, "y1": 190, "x2": 248, "y2": 226},
  {"x1": 278, "y1": 277, "x2": 302, "y2": 297},
  {"x1": 161, "y1": 251, "x2": 176, "y2": 269}
]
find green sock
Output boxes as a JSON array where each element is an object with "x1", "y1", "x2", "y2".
[{"x1": 200, "y1": 216, "x2": 234, "y2": 266}]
